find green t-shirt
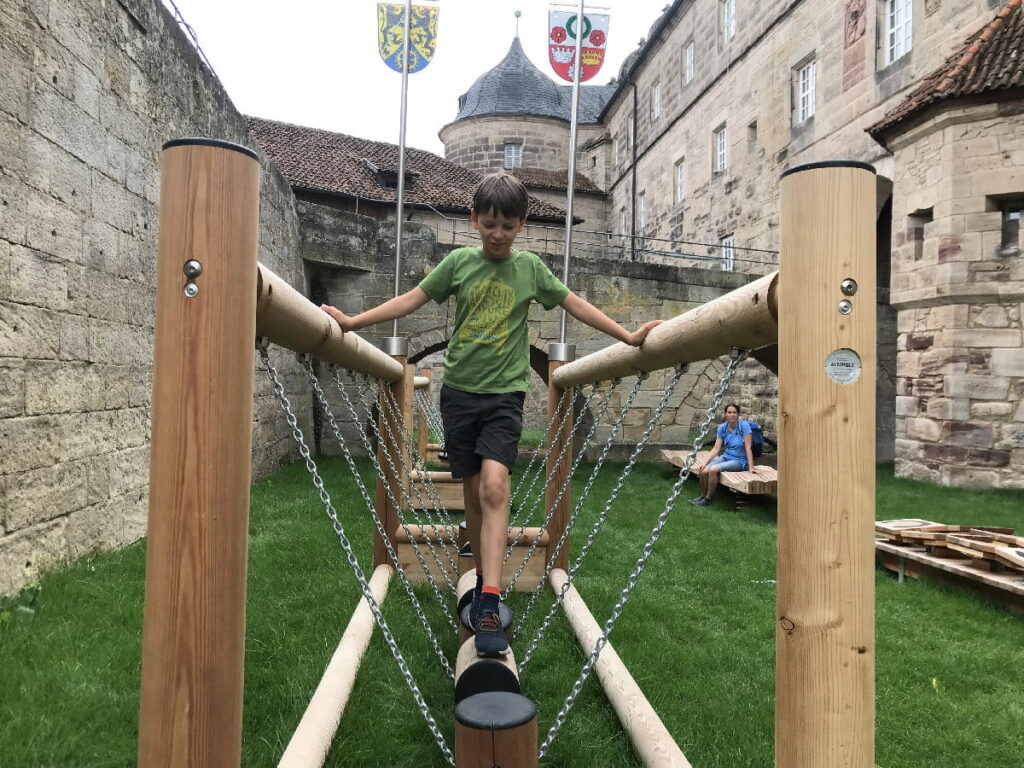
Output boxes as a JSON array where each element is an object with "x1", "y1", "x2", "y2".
[{"x1": 419, "y1": 247, "x2": 570, "y2": 393}]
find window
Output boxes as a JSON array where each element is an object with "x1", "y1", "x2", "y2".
[
  {"x1": 675, "y1": 159, "x2": 687, "y2": 204},
  {"x1": 621, "y1": 207, "x2": 629, "y2": 236},
  {"x1": 1000, "y1": 200, "x2": 1023, "y2": 256},
  {"x1": 650, "y1": 81, "x2": 661, "y2": 122},
  {"x1": 503, "y1": 143, "x2": 522, "y2": 169},
  {"x1": 796, "y1": 59, "x2": 816, "y2": 123},
  {"x1": 885, "y1": 0, "x2": 912, "y2": 64},
  {"x1": 684, "y1": 42, "x2": 694, "y2": 83},
  {"x1": 638, "y1": 192, "x2": 647, "y2": 234},
  {"x1": 907, "y1": 208, "x2": 932, "y2": 262},
  {"x1": 714, "y1": 124, "x2": 728, "y2": 173},
  {"x1": 722, "y1": 0, "x2": 736, "y2": 43},
  {"x1": 747, "y1": 120, "x2": 758, "y2": 152},
  {"x1": 720, "y1": 235, "x2": 735, "y2": 271}
]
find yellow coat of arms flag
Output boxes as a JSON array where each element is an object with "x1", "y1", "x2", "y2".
[{"x1": 378, "y1": 3, "x2": 439, "y2": 73}]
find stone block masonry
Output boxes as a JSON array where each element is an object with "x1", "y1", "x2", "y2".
[{"x1": 0, "y1": 0, "x2": 306, "y2": 595}]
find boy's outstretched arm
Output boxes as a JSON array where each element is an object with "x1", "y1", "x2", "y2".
[
  {"x1": 560, "y1": 292, "x2": 662, "y2": 347},
  {"x1": 320, "y1": 286, "x2": 430, "y2": 332}
]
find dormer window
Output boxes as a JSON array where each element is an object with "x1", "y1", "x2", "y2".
[
  {"x1": 504, "y1": 143, "x2": 523, "y2": 169},
  {"x1": 363, "y1": 159, "x2": 418, "y2": 191}
]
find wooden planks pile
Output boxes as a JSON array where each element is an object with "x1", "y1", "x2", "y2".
[
  {"x1": 662, "y1": 449, "x2": 778, "y2": 494},
  {"x1": 875, "y1": 519, "x2": 1024, "y2": 612}
]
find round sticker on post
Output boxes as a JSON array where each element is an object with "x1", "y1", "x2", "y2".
[{"x1": 824, "y1": 348, "x2": 862, "y2": 384}]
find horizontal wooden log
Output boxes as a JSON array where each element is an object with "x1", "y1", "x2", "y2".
[
  {"x1": 414, "y1": 375, "x2": 430, "y2": 389},
  {"x1": 394, "y1": 524, "x2": 459, "y2": 545},
  {"x1": 550, "y1": 569, "x2": 691, "y2": 768},
  {"x1": 255, "y1": 263, "x2": 404, "y2": 382},
  {"x1": 455, "y1": 637, "x2": 520, "y2": 703},
  {"x1": 552, "y1": 272, "x2": 778, "y2": 388},
  {"x1": 409, "y1": 470, "x2": 462, "y2": 484},
  {"x1": 278, "y1": 564, "x2": 392, "y2": 768}
]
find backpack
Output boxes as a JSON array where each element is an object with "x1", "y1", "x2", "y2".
[{"x1": 743, "y1": 420, "x2": 764, "y2": 458}]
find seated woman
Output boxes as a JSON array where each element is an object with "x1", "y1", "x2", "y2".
[{"x1": 691, "y1": 403, "x2": 759, "y2": 506}]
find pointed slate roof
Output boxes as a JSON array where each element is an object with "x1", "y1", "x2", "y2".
[
  {"x1": 452, "y1": 37, "x2": 617, "y2": 124},
  {"x1": 246, "y1": 117, "x2": 567, "y2": 220},
  {"x1": 868, "y1": 0, "x2": 1023, "y2": 144}
]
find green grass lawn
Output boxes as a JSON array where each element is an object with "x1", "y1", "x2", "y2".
[{"x1": 1, "y1": 460, "x2": 1021, "y2": 767}]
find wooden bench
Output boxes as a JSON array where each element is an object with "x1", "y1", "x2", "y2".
[{"x1": 661, "y1": 449, "x2": 778, "y2": 495}]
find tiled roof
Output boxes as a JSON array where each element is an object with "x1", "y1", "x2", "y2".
[
  {"x1": 246, "y1": 116, "x2": 567, "y2": 220},
  {"x1": 451, "y1": 37, "x2": 617, "y2": 124},
  {"x1": 868, "y1": 0, "x2": 1023, "y2": 141},
  {"x1": 510, "y1": 167, "x2": 604, "y2": 194}
]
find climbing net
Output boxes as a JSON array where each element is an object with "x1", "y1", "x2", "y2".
[{"x1": 262, "y1": 334, "x2": 754, "y2": 765}]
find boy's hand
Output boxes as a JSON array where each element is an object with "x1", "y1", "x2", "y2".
[
  {"x1": 320, "y1": 304, "x2": 354, "y2": 332},
  {"x1": 625, "y1": 319, "x2": 663, "y2": 347}
]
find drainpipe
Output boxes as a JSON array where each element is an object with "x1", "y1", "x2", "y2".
[{"x1": 630, "y1": 81, "x2": 638, "y2": 261}]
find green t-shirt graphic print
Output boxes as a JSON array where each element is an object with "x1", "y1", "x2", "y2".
[{"x1": 419, "y1": 247, "x2": 569, "y2": 393}]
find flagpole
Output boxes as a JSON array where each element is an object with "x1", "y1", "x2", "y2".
[
  {"x1": 558, "y1": 0, "x2": 586, "y2": 345},
  {"x1": 392, "y1": 0, "x2": 413, "y2": 337}
]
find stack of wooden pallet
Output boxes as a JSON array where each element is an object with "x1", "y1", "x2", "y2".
[{"x1": 875, "y1": 519, "x2": 1024, "y2": 611}]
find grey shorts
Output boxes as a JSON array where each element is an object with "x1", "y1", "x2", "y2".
[{"x1": 439, "y1": 385, "x2": 525, "y2": 479}]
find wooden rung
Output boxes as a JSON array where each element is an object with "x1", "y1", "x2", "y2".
[
  {"x1": 394, "y1": 524, "x2": 459, "y2": 544},
  {"x1": 455, "y1": 692, "x2": 537, "y2": 768}
]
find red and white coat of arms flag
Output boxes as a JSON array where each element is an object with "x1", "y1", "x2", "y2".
[{"x1": 548, "y1": 9, "x2": 609, "y2": 83}]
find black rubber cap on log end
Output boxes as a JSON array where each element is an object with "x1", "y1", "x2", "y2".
[
  {"x1": 461, "y1": 602, "x2": 513, "y2": 632},
  {"x1": 455, "y1": 691, "x2": 537, "y2": 731},
  {"x1": 457, "y1": 587, "x2": 476, "y2": 616},
  {"x1": 455, "y1": 659, "x2": 521, "y2": 703}
]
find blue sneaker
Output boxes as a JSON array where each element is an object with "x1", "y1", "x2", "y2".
[
  {"x1": 690, "y1": 496, "x2": 705, "y2": 505},
  {"x1": 692, "y1": 497, "x2": 711, "y2": 506},
  {"x1": 474, "y1": 606, "x2": 510, "y2": 657}
]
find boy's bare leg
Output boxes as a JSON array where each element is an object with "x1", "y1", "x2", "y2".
[
  {"x1": 478, "y1": 458, "x2": 511, "y2": 588},
  {"x1": 699, "y1": 470, "x2": 709, "y2": 497},
  {"x1": 462, "y1": 473, "x2": 483, "y2": 568}
]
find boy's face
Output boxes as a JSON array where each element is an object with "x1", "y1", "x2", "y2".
[{"x1": 471, "y1": 208, "x2": 526, "y2": 260}]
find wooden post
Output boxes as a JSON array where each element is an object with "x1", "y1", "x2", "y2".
[
  {"x1": 545, "y1": 345, "x2": 575, "y2": 572},
  {"x1": 138, "y1": 139, "x2": 260, "y2": 768},
  {"x1": 375, "y1": 340, "x2": 410, "y2": 568},
  {"x1": 455, "y1": 692, "x2": 538, "y2": 768},
  {"x1": 776, "y1": 161, "x2": 876, "y2": 768}
]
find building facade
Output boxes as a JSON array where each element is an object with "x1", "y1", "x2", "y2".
[{"x1": 440, "y1": 0, "x2": 1024, "y2": 486}]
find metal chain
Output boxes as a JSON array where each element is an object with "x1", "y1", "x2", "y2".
[
  {"x1": 376, "y1": 383, "x2": 461, "y2": 579},
  {"x1": 301, "y1": 360, "x2": 456, "y2": 670},
  {"x1": 330, "y1": 369, "x2": 460, "y2": 613},
  {"x1": 503, "y1": 385, "x2": 593, "y2": 559},
  {"x1": 536, "y1": 351, "x2": 748, "y2": 760},
  {"x1": 415, "y1": 390, "x2": 446, "y2": 446},
  {"x1": 258, "y1": 345, "x2": 455, "y2": 765},
  {"x1": 509, "y1": 388, "x2": 570, "y2": 515},
  {"x1": 501, "y1": 383, "x2": 605, "y2": 598},
  {"x1": 513, "y1": 372, "x2": 655, "y2": 649}
]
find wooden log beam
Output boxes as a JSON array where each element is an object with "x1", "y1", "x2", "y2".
[
  {"x1": 255, "y1": 263, "x2": 403, "y2": 382},
  {"x1": 550, "y1": 569, "x2": 691, "y2": 768},
  {"x1": 278, "y1": 564, "x2": 393, "y2": 768},
  {"x1": 551, "y1": 272, "x2": 779, "y2": 388}
]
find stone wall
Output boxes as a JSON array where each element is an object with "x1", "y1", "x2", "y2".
[
  {"x1": 888, "y1": 104, "x2": 1024, "y2": 487},
  {"x1": 0, "y1": 0, "x2": 309, "y2": 595}
]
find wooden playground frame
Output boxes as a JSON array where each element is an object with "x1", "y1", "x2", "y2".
[{"x1": 138, "y1": 139, "x2": 877, "y2": 767}]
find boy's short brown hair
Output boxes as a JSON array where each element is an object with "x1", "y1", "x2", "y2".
[{"x1": 472, "y1": 173, "x2": 529, "y2": 220}]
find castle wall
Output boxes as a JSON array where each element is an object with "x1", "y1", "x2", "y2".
[
  {"x1": 0, "y1": 0, "x2": 309, "y2": 594},
  {"x1": 887, "y1": 104, "x2": 1024, "y2": 487}
]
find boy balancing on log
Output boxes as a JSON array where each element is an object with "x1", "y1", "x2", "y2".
[{"x1": 321, "y1": 173, "x2": 660, "y2": 657}]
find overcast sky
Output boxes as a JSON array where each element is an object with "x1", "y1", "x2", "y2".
[{"x1": 162, "y1": 0, "x2": 672, "y2": 155}]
